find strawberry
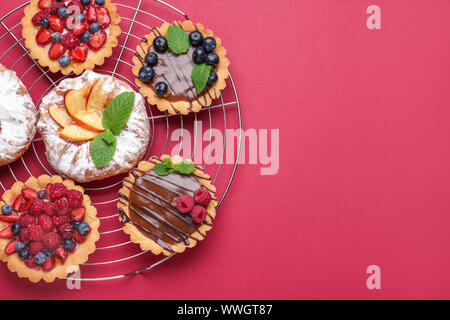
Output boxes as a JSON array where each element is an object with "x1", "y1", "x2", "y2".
[
  {"x1": 0, "y1": 215, "x2": 20, "y2": 223},
  {"x1": 69, "y1": 43, "x2": 88, "y2": 62},
  {"x1": 88, "y1": 30, "x2": 107, "y2": 51},
  {"x1": 48, "y1": 42, "x2": 66, "y2": 59},
  {"x1": 12, "y1": 194, "x2": 23, "y2": 211},
  {"x1": 67, "y1": 0, "x2": 84, "y2": 13},
  {"x1": 20, "y1": 200, "x2": 34, "y2": 212},
  {"x1": 22, "y1": 188, "x2": 38, "y2": 201},
  {"x1": 0, "y1": 226, "x2": 14, "y2": 239},
  {"x1": 71, "y1": 207, "x2": 85, "y2": 222},
  {"x1": 96, "y1": 7, "x2": 111, "y2": 29},
  {"x1": 87, "y1": 5, "x2": 97, "y2": 22},
  {"x1": 48, "y1": 15, "x2": 64, "y2": 33},
  {"x1": 64, "y1": 17, "x2": 75, "y2": 31},
  {"x1": 73, "y1": 21, "x2": 87, "y2": 37},
  {"x1": 4, "y1": 239, "x2": 18, "y2": 255},
  {"x1": 55, "y1": 247, "x2": 67, "y2": 261},
  {"x1": 43, "y1": 257, "x2": 55, "y2": 271},
  {"x1": 45, "y1": 183, "x2": 52, "y2": 201},
  {"x1": 32, "y1": 9, "x2": 51, "y2": 27},
  {"x1": 74, "y1": 231, "x2": 86, "y2": 243},
  {"x1": 36, "y1": 28, "x2": 52, "y2": 46},
  {"x1": 38, "y1": 0, "x2": 53, "y2": 10}
]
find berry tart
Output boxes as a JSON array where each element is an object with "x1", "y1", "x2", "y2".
[
  {"x1": 132, "y1": 20, "x2": 230, "y2": 115},
  {"x1": 37, "y1": 71, "x2": 150, "y2": 183},
  {"x1": 0, "y1": 175, "x2": 99, "y2": 283},
  {"x1": 0, "y1": 64, "x2": 38, "y2": 167},
  {"x1": 118, "y1": 155, "x2": 217, "y2": 256},
  {"x1": 22, "y1": 0, "x2": 121, "y2": 75}
]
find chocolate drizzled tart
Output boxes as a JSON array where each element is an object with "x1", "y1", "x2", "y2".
[
  {"x1": 132, "y1": 20, "x2": 230, "y2": 115},
  {"x1": 118, "y1": 155, "x2": 218, "y2": 256}
]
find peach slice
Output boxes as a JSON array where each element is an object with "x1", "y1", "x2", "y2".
[
  {"x1": 65, "y1": 85, "x2": 89, "y2": 118},
  {"x1": 49, "y1": 104, "x2": 73, "y2": 128},
  {"x1": 73, "y1": 110, "x2": 105, "y2": 132},
  {"x1": 60, "y1": 124, "x2": 98, "y2": 141},
  {"x1": 86, "y1": 79, "x2": 108, "y2": 111}
]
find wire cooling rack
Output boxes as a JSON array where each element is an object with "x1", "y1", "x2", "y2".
[{"x1": 0, "y1": 0, "x2": 242, "y2": 281}]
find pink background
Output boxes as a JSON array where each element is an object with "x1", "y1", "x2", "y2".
[{"x1": 0, "y1": 0, "x2": 450, "y2": 299}]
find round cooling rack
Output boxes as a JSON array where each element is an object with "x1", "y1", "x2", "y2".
[{"x1": 0, "y1": 0, "x2": 242, "y2": 281}]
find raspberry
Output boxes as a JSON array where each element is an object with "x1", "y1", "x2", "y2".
[
  {"x1": 24, "y1": 257, "x2": 36, "y2": 269},
  {"x1": 29, "y1": 224, "x2": 44, "y2": 242},
  {"x1": 29, "y1": 241, "x2": 44, "y2": 255},
  {"x1": 66, "y1": 189, "x2": 83, "y2": 208},
  {"x1": 49, "y1": 183, "x2": 68, "y2": 200},
  {"x1": 176, "y1": 195, "x2": 195, "y2": 214},
  {"x1": 54, "y1": 198, "x2": 70, "y2": 216},
  {"x1": 53, "y1": 215, "x2": 71, "y2": 227},
  {"x1": 61, "y1": 32, "x2": 80, "y2": 49},
  {"x1": 43, "y1": 202, "x2": 56, "y2": 217},
  {"x1": 42, "y1": 232, "x2": 62, "y2": 249},
  {"x1": 19, "y1": 214, "x2": 35, "y2": 228},
  {"x1": 31, "y1": 9, "x2": 50, "y2": 26},
  {"x1": 58, "y1": 223, "x2": 74, "y2": 240},
  {"x1": 29, "y1": 199, "x2": 45, "y2": 216},
  {"x1": 38, "y1": 215, "x2": 53, "y2": 232},
  {"x1": 193, "y1": 188, "x2": 212, "y2": 207},
  {"x1": 50, "y1": 2, "x2": 65, "y2": 15},
  {"x1": 19, "y1": 228, "x2": 30, "y2": 244},
  {"x1": 191, "y1": 205, "x2": 207, "y2": 223}
]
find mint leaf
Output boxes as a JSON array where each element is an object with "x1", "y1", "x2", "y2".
[
  {"x1": 90, "y1": 131, "x2": 117, "y2": 169},
  {"x1": 166, "y1": 24, "x2": 189, "y2": 54},
  {"x1": 153, "y1": 163, "x2": 172, "y2": 176},
  {"x1": 102, "y1": 92, "x2": 135, "y2": 135},
  {"x1": 174, "y1": 160, "x2": 195, "y2": 175},
  {"x1": 191, "y1": 64, "x2": 212, "y2": 94},
  {"x1": 162, "y1": 157, "x2": 173, "y2": 169}
]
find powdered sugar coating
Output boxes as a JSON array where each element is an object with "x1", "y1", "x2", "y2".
[
  {"x1": 37, "y1": 71, "x2": 150, "y2": 183},
  {"x1": 0, "y1": 64, "x2": 38, "y2": 166}
]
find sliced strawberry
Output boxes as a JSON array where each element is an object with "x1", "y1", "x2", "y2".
[
  {"x1": 0, "y1": 226, "x2": 14, "y2": 239},
  {"x1": 32, "y1": 9, "x2": 51, "y2": 27},
  {"x1": 87, "y1": 5, "x2": 97, "y2": 22},
  {"x1": 38, "y1": 0, "x2": 53, "y2": 10},
  {"x1": 12, "y1": 194, "x2": 23, "y2": 211},
  {"x1": 74, "y1": 231, "x2": 86, "y2": 243},
  {"x1": 43, "y1": 257, "x2": 55, "y2": 271},
  {"x1": 36, "y1": 28, "x2": 52, "y2": 46},
  {"x1": 22, "y1": 188, "x2": 38, "y2": 201},
  {"x1": 4, "y1": 239, "x2": 18, "y2": 255},
  {"x1": 64, "y1": 17, "x2": 75, "y2": 31},
  {"x1": 55, "y1": 247, "x2": 67, "y2": 261},
  {"x1": 48, "y1": 42, "x2": 66, "y2": 59},
  {"x1": 73, "y1": 21, "x2": 87, "y2": 37},
  {"x1": 0, "y1": 215, "x2": 20, "y2": 223},
  {"x1": 48, "y1": 15, "x2": 64, "y2": 33},
  {"x1": 72, "y1": 207, "x2": 85, "y2": 222},
  {"x1": 96, "y1": 7, "x2": 111, "y2": 29},
  {"x1": 69, "y1": 43, "x2": 88, "y2": 62},
  {"x1": 67, "y1": 0, "x2": 84, "y2": 13},
  {"x1": 46, "y1": 184, "x2": 52, "y2": 201},
  {"x1": 19, "y1": 200, "x2": 34, "y2": 212},
  {"x1": 88, "y1": 30, "x2": 107, "y2": 51}
]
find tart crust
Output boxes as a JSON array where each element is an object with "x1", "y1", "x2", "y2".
[
  {"x1": 0, "y1": 175, "x2": 100, "y2": 283},
  {"x1": 22, "y1": 0, "x2": 121, "y2": 75},
  {"x1": 117, "y1": 155, "x2": 218, "y2": 256},
  {"x1": 132, "y1": 20, "x2": 230, "y2": 115}
]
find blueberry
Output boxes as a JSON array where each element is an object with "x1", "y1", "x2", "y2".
[
  {"x1": 15, "y1": 242, "x2": 25, "y2": 252},
  {"x1": 1, "y1": 204, "x2": 12, "y2": 215},
  {"x1": 138, "y1": 66, "x2": 155, "y2": 83},
  {"x1": 37, "y1": 190, "x2": 47, "y2": 199},
  {"x1": 155, "y1": 82, "x2": 168, "y2": 96},
  {"x1": 51, "y1": 32, "x2": 62, "y2": 43},
  {"x1": 80, "y1": 31, "x2": 92, "y2": 42},
  {"x1": 202, "y1": 37, "x2": 216, "y2": 53},
  {"x1": 145, "y1": 52, "x2": 158, "y2": 67},
  {"x1": 204, "y1": 52, "x2": 219, "y2": 66},
  {"x1": 11, "y1": 223, "x2": 21, "y2": 234},
  {"x1": 76, "y1": 222, "x2": 90, "y2": 235},
  {"x1": 72, "y1": 220, "x2": 81, "y2": 229},
  {"x1": 43, "y1": 249, "x2": 54, "y2": 258},
  {"x1": 18, "y1": 248, "x2": 30, "y2": 260},
  {"x1": 81, "y1": 0, "x2": 91, "y2": 5},
  {"x1": 95, "y1": 0, "x2": 105, "y2": 5},
  {"x1": 207, "y1": 71, "x2": 218, "y2": 85},
  {"x1": 189, "y1": 31, "x2": 203, "y2": 47},
  {"x1": 34, "y1": 252, "x2": 47, "y2": 265},
  {"x1": 63, "y1": 239, "x2": 75, "y2": 251},
  {"x1": 90, "y1": 22, "x2": 102, "y2": 33},
  {"x1": 76, "y1": 14, "x2": 85, "y2": 23},
  {"x1": 153, "y1": 36, "x2": 168, "y2": 53},
  {"x1": 40, "y1": 17, "x2": 50, "y2": 29},
  {"x1": 58, "y1": 7, "x2": 69, "y2": 19},
  {"x1": 193, "y1": 47, "x2": 206, "y2": 64},
  {"x1": 59, "y1": 55, "x2": 71, "y2": 67}
]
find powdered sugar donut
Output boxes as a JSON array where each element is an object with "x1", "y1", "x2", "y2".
[
  {"x1": 37, "y1": 71, "x2": 150, "y2": 183},
  {"x1": 0, "y1": 64, "x2": 38, "y2": 166}
]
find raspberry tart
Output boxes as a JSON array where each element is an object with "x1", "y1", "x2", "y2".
[
  {"x1": 22, "y1": 0, "x2": 121, "y2": 75},
  {"x1": 37, "y1": 71, "x2": 150, "y2": 183},
  {"x1": 0, "y1": 64, "x2": 38, "y2": 167},
  {"x1": 118, "y1": 155, "x2": 217, "y2": 256},
  {"x1": 0, "y1": 175, "x2": 99, "y2": 283},
  {"x1": 132, "y1": 21, "x2": 230, "y2": 115}
]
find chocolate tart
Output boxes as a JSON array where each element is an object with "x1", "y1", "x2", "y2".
[
  {"x1": 117, "y1": 155, "x2": 218, "y2": 256},
  {"x1": 132, "y1": 20, "x2": 230, "y2": 115}
]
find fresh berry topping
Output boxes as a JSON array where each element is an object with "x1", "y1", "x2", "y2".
[
  {"x1": 74, "y1": 231, "x2": 86, "y2": 243},
  {"x1": 43, "y1": 248, "x2": 54, "y2": 258},
  {"x1": 49, "y1": 183, "x2": 68, "y2": 200},
  {"x1": 207, "y1": 71, "x2": 218, "y2": 85},
  {"x1": 4, "y1": 239, "x2": 18, "y2": 255},
  {"x1": 155, "y1": 82, "x2": 168, "y2": 96},
  {"x1": 66, "y1": 189, "x2": 83, "y2": 208},
  {"x1": 72, "y1": 220, "x2": 81, "y2": 229},
  {"x1": 0, "y1": 215, "x2": 20, "y2": 223},
  {"x1": 153, "y1": 36, "x2": 168, "y2": 53},
  {"x1": 69, "y1": 43, "x2": 88, "y2": 62},
  {"x1": 43, "y1": 256, "x2": 55, "y2": 271},
  {"x1": 45, "y1": 183, "x2": 52, "y2": 200},
  {"x1": 55, "y1": 247, "x2": 67, "y2": 261},
  {"x1": 29, "y1": 241, "x2": 44, "y2": 255},
  {"x1": 11, "y1": 223, "x2": 21, "y2": 234},
  {"x1": 40, "y1": 17, "x2": 50, "y2": 28},
  {"x1": 72, "y1": 207, "x2": 85, "y2": 222},
  {"x1": 90, "y1": 21, "x2": 101, "y2": 33},
  {"x1": 50, "y1": 1, "x2": 65, "y2": 15},
  {"x1": 29, "y1": 224, "x2": 44, "y2": 242},
  {"x1": 145, "y1": 52, "x2": 158, "y2": 67},
  {"x1": 19, "y1": 200, "x2": 34, "y2": 212},
  {"x1": 81, "y1": 0, "x2": 91, "y2": 5},
  {"x1": 48, "y1": 42, "x2": 67, "y2": 60},
  {"x1": 42, "y1": 202, "x2": 56, "y2": 217},
  {"x1": 67, "y1": 0, "x2": 84, "y2": 13},
  {"x1": 19, "y1": 214, "x2": 35, "y2": 228},
  {"x1": 30, "y1": 199, "x2": 45, "y2": 216},
  {"x1": 38, "y1": 0, "x2": 53, "y2": 10},
  {"x1": 51, "y1": 32, "x2": 62, "y2": 43},
  {"x1": 61, "y1": 32, "x2": 81, "y2": 49},
  {"x1": 176, "y1": 194, "x2": 195, "y2": 214},
  {"x1": 95, "y1": 0, "x2": 105, "y2": 5},
  {"x1": 76, "y1": 13, "x2": 86, "y2": 22},
  {"x1": 138, "y1": 66, "x2": 155, "y2": 83},
  {"x1": 12, "y1": 195, "x2": 23, "y2": 211},
  {"x1": 32, "y1": 9, "x2": 51, "y2": 27},
  {"x1": 37, "y1": 190, "x2": 47, "y2": 200},
  {"x1": 15, "y1": 241, "x2": 26, "y2": 252},
  {"x1": 53, "y1": 214, "x2": 71, "y2": 227},
  {"x1": 18, "y1": 248, "x2": 31, "y2": 260},
  {"x1": 205, "y1": 52, "x2": 219, "y2": 66},
  {"x1": 34, "y1": 252, "x2": 47, "y2": 265},
  {"x1": 57, "y1": 6, "x2": 69, "y2": 19},
  {"x1": 193, "y1": 188, "x2": 212, "y2": 207},
  {"x1": 202, "y1": 37, "x2": 216, "y2": 53},
  {"x1": 80, "y1": 30, "x2": 92, "y2": 42},
  {"x1": 63, "y1": 239, "x2": 75, "y2": 251},
  {"x1": 88, "y1": 30, "x2": 107, "y2": 51},
  {"x1": 54, "y1": 198, "x2": 70, "y2": 216},
  {"x1": 189, "y1": 31, "x2": 203, "y2": 47},
  {"x1": 59, "y1": 55, "x2": 71, "y2": 67},
  {"x1": 24, "y1": 257, "x2": 36, "y2": 268},
  {"x1": 36, "y1": 28, "x2": 53, "y2": 46},
  {"x1": 87, "y1": 4, "x2": 97, "y2": 22},
  {"x1": 19, "y1": 228, "x2": 31, "y2": 244},
  {"x1": 1, "y1": 204, "x2": 12, "y2": 215},
  {"x1": 96, "y1": 7, "x2": 110, "y2": 28},
  {"x1": 76, "y1": 221, "x2": 90, "y2": 235},
  {"x1": 42, "y1": 232, "x2": 62, "y2": 249},
  {"x1": 73, "y1": 21, "x2": 87, "y2": 36},
  {"x1": 193, "y1": 47, "x2": 206, "y2": 64},
  {"x1": 191, "y1": 205, "x2": 207, "y2": 223},
  {"x1": 38, "y1": 214, "x2": 54, "y2": 232},
  {"x1": 48, "y1": 15, "x2": 64, "y2": 32},
  {"x1": 58, "y1": 222, "x2": 74, "y2": 239}
]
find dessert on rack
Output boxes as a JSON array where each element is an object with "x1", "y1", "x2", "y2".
[
  {"x1": 0, "y1": 63, "x2": 38, "y2": 167},
  {"x1": 37, "y1": 71, "x2": 150, "y2": 183},
  {"x1": 118, "y1": 155, "x2": 217, "y2": 256},
  {"x1": 132, "y1": 20, "x2": 230, "y2": 115},
  {"x1": 22, "y1": 0, "x2": 121, "y2": 75},
  {"x1": 0, "y1": 175, "x2": 99, "y2": 283}
]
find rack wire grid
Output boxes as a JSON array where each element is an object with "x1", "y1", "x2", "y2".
[{"x1": 0, "y1": 0, "x2": 242, "y2": 281}]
